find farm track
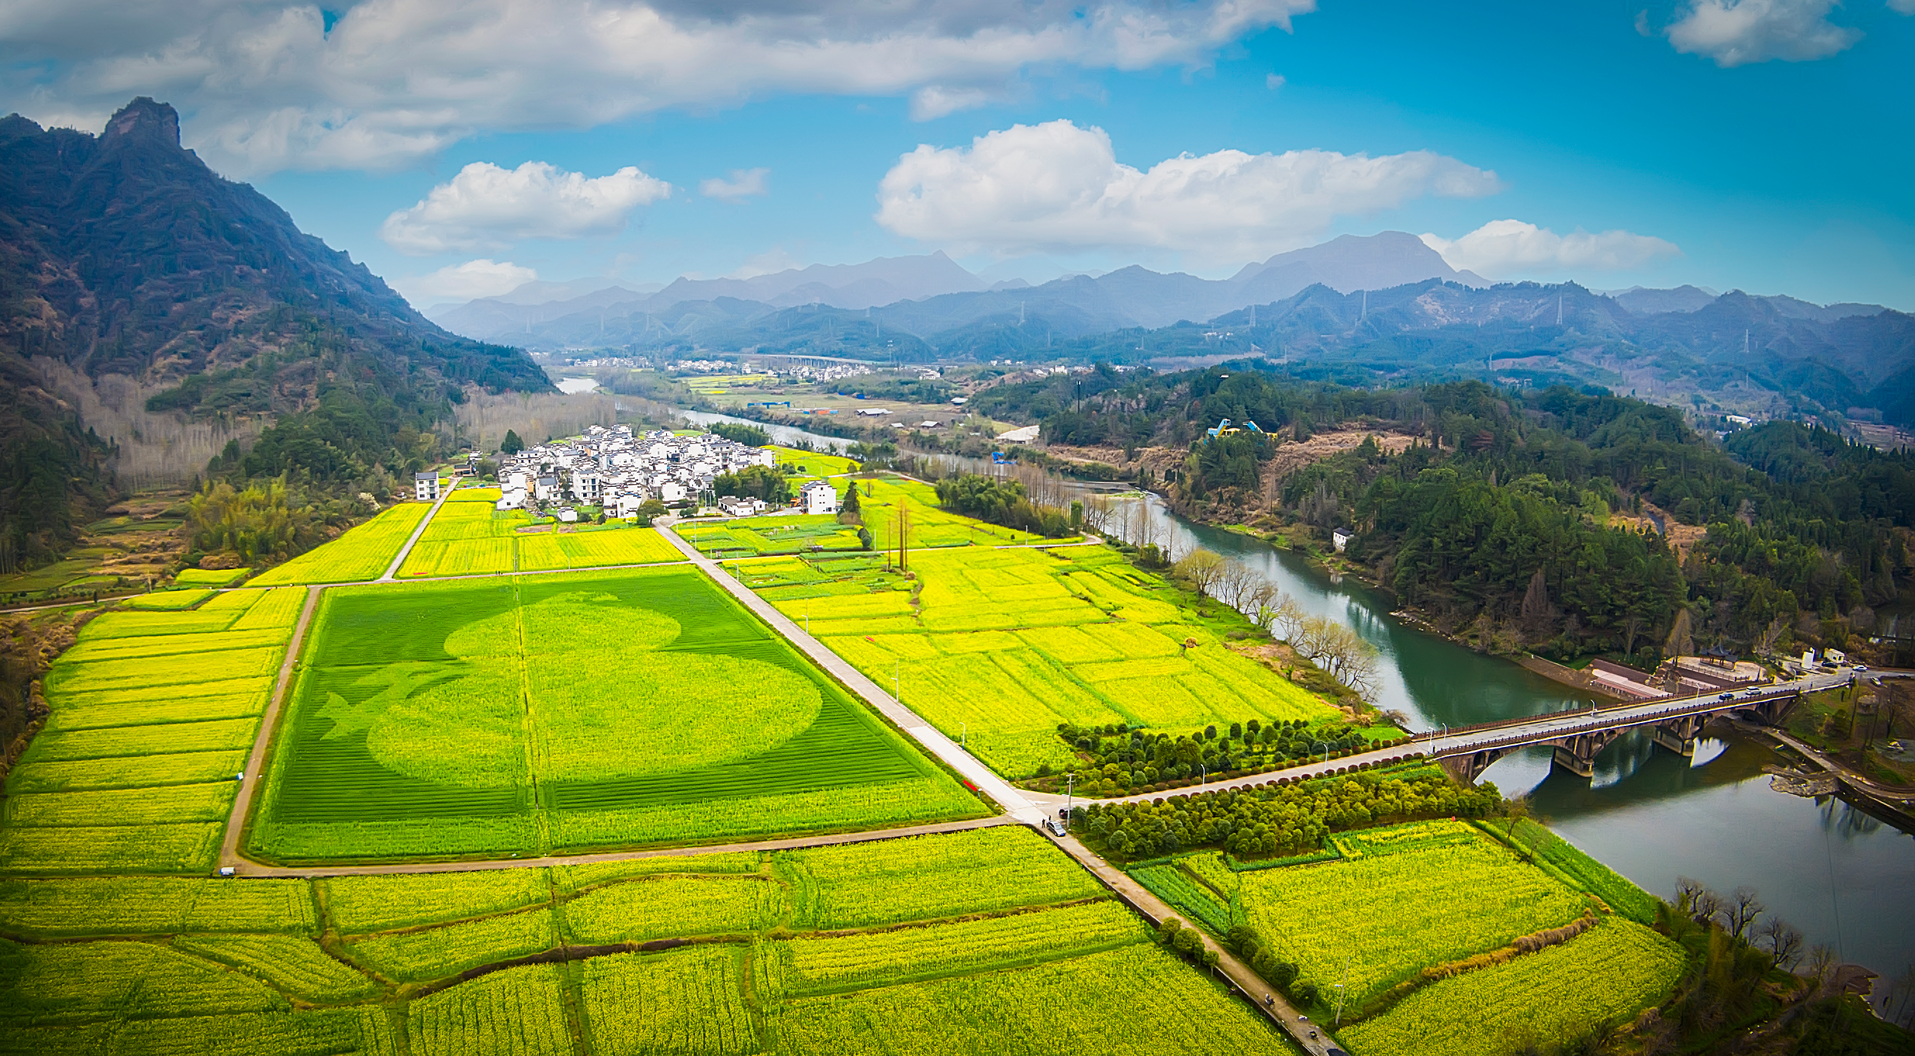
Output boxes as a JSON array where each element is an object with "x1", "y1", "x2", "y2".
[
  {"x1": 219, "y1": 583, "x2": 322, "y2": 869},
  {"x1": 226, "y1": 814, "x2": 1012, "y2": 878},
  {"x1": 207, "y1": 492, "x2": 1326, "y2": 1052}
]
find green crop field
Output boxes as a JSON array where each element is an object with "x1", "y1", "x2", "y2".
[
  {"x1": 1340, "y1": 919, "x2": 1685, "y2": 1056},
  {"x1": 251, "y1": 502, "x2": 433, "y2": 585},
  {"x1": 1228, "y1": 820, "x2": 1590, "y2": 1006},
  {"x1": 122, "y1": 587, "x2": 216, "y2": 609},
  {"x1": 678, "y1": 513, "x2": 864, "y2": 559},
  {"x1": 250, "y1": 565, "x2": 983, "y2": 862},
  {"x1": 0, "y1": 827, "x2": 1287, "y2": 1055},
  {"x1": 174, "y1": 567, "x2": 252, "y2": 587},
  {"x1": 516, "y1": 525, "x2": 685, "y2": 569},
  {"x1": 0, "y1": 590, "x2": 305, "y2": 875},
  {"x1": 767, "y1": 445, "x2": 861, "y2": 478},
  {"x1": 397, "y1": 496, "x2": 684, "y2": 577},
  {"x1": 755, "y1": 539, "x2": 1339, "y2": 778}
]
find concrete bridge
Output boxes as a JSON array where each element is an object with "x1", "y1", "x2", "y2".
[{"x1": 1424, "y1": 675, "x2": 1838, "y2": 783}]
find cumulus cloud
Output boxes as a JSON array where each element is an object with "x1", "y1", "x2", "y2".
[
  {"x1": 379, "y1": 161, "x2": 671, "y2": 255},
  {"x1": 1663, "y1": 0, "x2": 1860, "y2": 66},
  {"x1": 700, "y1": 167, "x2": 770, "y2": 200},
  {"x1": 1419, "y1": 220, "x2": 1680, "y2": 277},
  {"x1": 875, "y1": 120, "x2": 1500, "y2": 259},
  {"x1": 1, "y1": 0, "x2": 1318, "y2": 175},
  {"x1": 390, "y1": 259, "x2": 538, "y2": 305}
]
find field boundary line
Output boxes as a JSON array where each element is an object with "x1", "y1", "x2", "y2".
[
  {"x1": 229, "y1": 814, "x2": 1012, "y2": 878},
  {"x1": 219, "y1": 583, "x2": 322, "y2": 870},
  {"x1": 657, "y1": 517, "x2": 1047, "y2": 827},
  {"x1": 380, "y1": 484, "x2": 455, "y2": 581},
  {"x1": 1043, "y1": 829, "x2": 1336, "y2": 1056}
]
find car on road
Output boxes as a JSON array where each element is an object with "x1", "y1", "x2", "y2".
[{"x1": 1045, "y1": 818, "x2": 1068, "y2": 838}]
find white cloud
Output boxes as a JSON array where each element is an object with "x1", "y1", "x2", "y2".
[
  {"x1": 911, "y1": 85, "x2": 1003, "y2": 120},
  {"x1": 1664, "y1": 0, "x2": 1860, "y2": 66},
  {"x1": 380, "y1": 161, "x2": 672, "y2": 255},
  {"x1": 390, "y1": 259, "x2": 538, "y2": 304},
  {"x1": 699, "y1": 167, "x2": 770, "y2": 200},
  {"x1": 1419, "y1": 220, "x2": 1680, "y2": 277},
  {"x1": 728, "y1": 247, "x2": 800, "y2": 279},
  {"x1": 2, "y1": 0, "x2": 1318, "y2": 175},
  {"x1": 875, "y1": 119, "x2": 1501, "y2": 259},
  {"x1": 1889, "y1": 0, "x2": 1915, "y2": 15},
  {"x1": 1266, "y1": 73, "x2": 1286, "y2": 90}
]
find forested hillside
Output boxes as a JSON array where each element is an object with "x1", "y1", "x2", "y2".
[
  {"x1": 992, "y1": 365, "x2": 1913, "y2": 666},
  {"x1": 0, "y1": 98, "x2": 550, "y2": 570}
]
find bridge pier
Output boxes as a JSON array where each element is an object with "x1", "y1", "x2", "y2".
[
  {"x1": 1649, "y1": 714, "x2": 1706, "y2": 757},
  {"x1": 1547, "y1": 729, "x2": 1622, "y2": 779}
]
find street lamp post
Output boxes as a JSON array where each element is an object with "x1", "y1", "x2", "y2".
[
  {"x1": 961, "y1": 721, "x2": 967, "y2": 749},
  {"x1": 892, "y1": 660, "x2": 900, "y2": 706},
  {"x1": 1064, "y1": 772, "x2": 1075, "y2": 826},
  {"x1": 1313, "y1": 740, "x2": 1331, "y2": 765}
]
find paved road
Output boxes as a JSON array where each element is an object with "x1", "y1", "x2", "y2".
[
  {"x1": 1046, "y1": 830, "x2": 1336, "y2": 1055},
  {"x1": 380, "y1": 483, "x2": 456, "y2": 581},
  {"x1": 1022, "y1": 670, "x2": 1854, "y2": 812},
  {"x1": 656, "y1": 518, "x2": 1048, "y2": 826}
]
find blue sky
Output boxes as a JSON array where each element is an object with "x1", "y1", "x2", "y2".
[{"x1": 6, "y1": 0, "x2": 1912, "y2": 308}]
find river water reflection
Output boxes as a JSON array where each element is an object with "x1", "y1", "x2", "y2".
[{"x1": 679, "y1": 410, "x2": 1915, "y2": 976}]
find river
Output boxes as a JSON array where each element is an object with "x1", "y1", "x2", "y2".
[{"x1": 679, "y1": 410, "x2": 1915, "y2": 979}]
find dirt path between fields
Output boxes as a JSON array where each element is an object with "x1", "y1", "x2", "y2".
[
  {"x1": 218, "y1": 583, "x2": 322, "y2": 869},
  {"x1": 1046, "y1": 829, "x2": 1335, "y2": 1055},
  {"x1": 226, "y1": 815, "x2": 1013, "y2": 878}
]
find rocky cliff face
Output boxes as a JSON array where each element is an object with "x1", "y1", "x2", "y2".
[{"x1": 0, "y1": 98, "x2": 550, "y2": 567}]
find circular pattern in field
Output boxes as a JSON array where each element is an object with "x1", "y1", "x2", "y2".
[
  {"x1": 351, "y1": 591, "x2": 822, "y2": 784},
  {"x1": 533, "y1": 653, "x2": 822, "y2": 780}
]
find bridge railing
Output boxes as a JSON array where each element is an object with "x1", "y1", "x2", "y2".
[{"x1": 1433, "y1": 686, "x2": 1799, "y2": 758}]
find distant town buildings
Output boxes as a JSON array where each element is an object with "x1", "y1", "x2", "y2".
[{"x1": 495, "y1": 426, "x2": 778, "y2": 517}]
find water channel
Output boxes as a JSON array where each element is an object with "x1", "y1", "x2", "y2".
[{"x1": 680, "y1": 410, "x2": 1915, "y2": 979}]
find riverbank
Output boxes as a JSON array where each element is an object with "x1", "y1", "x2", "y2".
[{"x1": 1735, "y1": 719, "x2": 1915, "y2": 829}]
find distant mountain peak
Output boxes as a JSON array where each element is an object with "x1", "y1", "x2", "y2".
[{"x1": 103, "y1": 96, "x2": 181, "y2": 148}]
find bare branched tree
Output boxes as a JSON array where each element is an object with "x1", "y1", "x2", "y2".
[
  {"x1": 1755, "y1": 916, "x2": 1805, "y2": 971},
  {"x1": 1723, "y1": 886, "x2": 1765, "y2": 940}
]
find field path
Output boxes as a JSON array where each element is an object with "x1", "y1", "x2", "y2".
[
  {"x1": 1046, "y1": 830, "x2": 1337, "y2": 1055},
  {"x1": 226, "y1": 815, "x2": 1011, "y2": 878},
  {"x1": 380, "y1": 480, "x2": 455, "y2": 580},
  {"x1": 656, "y1": 518, "x2": 1049, "y2": 828},
  {"x1": 219, "y1": 583, "x2": 322, "y2": 870}
]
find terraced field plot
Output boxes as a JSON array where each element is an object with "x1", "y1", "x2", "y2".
[
  {"x1": 1340, "y1": 918, "x2": 1686, "y2": 1056},
  {"x1": 0, "y1": 588, "x2": 306, "y2": 875},
  {"x1": 766, "y1": 445, "x2": 862, "y2": 479},
  {"x1": 1229, "y1": 821, "x2": 1591, "y2": 1007},
  {"x1": 251, "y1": 566, "x2": 983, "y2": 862},
  {"x1": 0, "y1": 827, "x2": 1284, "y2": 1055},
  {"x1": 251, "y1": 501, "x2": 432, "y2": 585},
  {"x1": 755, "y1": 541, "x2": 1338, "y2": 777},
  {"x1": 678, "y1": 513, "x2": 864, "y2": 559},
  {"x1": 399, "y1": 490, "x2": 684, "y2": 577}
]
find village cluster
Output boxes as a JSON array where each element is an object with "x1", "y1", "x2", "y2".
[{"x1": 455, "y1": 426, "x2": 838, "y2": 521}]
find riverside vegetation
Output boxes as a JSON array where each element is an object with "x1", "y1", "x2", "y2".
[
  {"x1": 1, "y1": 455, "x2": 1906, "y2": 1054},
  {"x1": 976, "y1": 367, "x2": 1915, "y2": 668}
]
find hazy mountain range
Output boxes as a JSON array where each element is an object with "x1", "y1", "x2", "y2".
[
  {"x1": 421, "y1": 233, "x2": 1910, "y2": 426},
  {"x1": 426, "y1": 232, "x2": 1491, "y2": 344}
]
